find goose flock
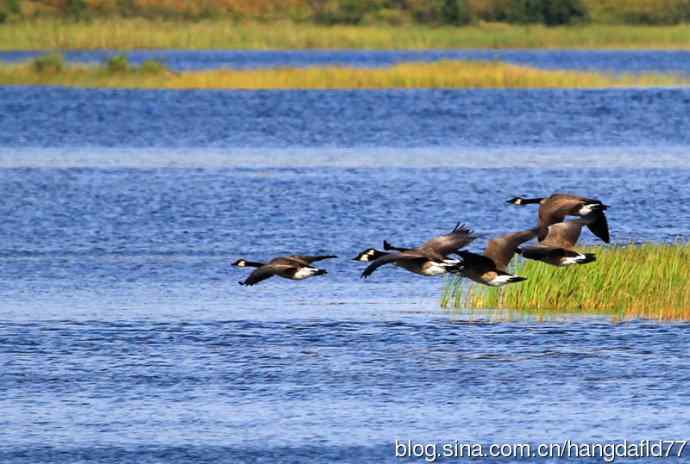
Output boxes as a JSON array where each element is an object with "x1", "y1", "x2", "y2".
[{"x1": 233, "y1": 193, "x2": 610, "y2": 287}]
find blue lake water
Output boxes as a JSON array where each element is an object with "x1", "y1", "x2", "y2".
[
  {"x1": 1, "y1": 81, "x2": 690, "y2": 463},
  {"x1": 3, "y1": 49, "x2": 690, "y2": 74}
]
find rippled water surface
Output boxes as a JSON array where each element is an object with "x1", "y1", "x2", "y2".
[{"x1": 1, "y1": 81, "x2": 690, "y2": 463}]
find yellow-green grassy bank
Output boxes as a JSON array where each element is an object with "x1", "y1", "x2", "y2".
[
  {"x1": 441, "y1": 243, "x2": 690, "y2": 321},
  {"x1": 1, "y1": 59, "x2": 687, "y2": 89},
  {"x1": 5, "y1": 20, "x2": 690, "y2": 50}
]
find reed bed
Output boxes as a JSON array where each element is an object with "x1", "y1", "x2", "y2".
[
  {"x1": 4, "y1": 20, "x2": 690, "y2": 50},
  {"x1": 1, "y1": 58, "x2": 687, "y2": 89},
  {"x1": 441, "y1": 243, "x2": 690, "y2": 321}
]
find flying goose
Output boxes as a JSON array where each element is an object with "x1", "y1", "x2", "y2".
[
  {"x1": 517, "y1": 217, "x2": 597, "y2": 267},
  {"x1": 455, "y1": 228, "x2": 538, "y2": 286},
  {"x1": 360, "y1": 224, "x2": 476, "y2": 279},
  {"x1": 507, "y1": 193, "x2": 609, "y2": 243},
  {"x1": 233, "y1": 255, "x2": 336, "y2": 286}
]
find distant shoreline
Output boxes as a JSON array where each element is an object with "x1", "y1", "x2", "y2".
[
  {"x1": 1, "y1": 58, "x2": 687, "y2": 89},
  {"x1": 3, "y1": 20, "x2": 690, "y2": 50}
]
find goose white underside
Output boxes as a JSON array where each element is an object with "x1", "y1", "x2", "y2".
[
  {"x1": 487, "y1": 274, "x2": 520, "y2": 287},
  {"x1": 424, "y1": 263, "x2": 454, "y2": 276},
  {"x1": 291, "y1": 267, "x2": 321, "y2": 280},
  {"x1": 394, "y1": 259, "x2": 461, "y2": 277},
  {"x1": 425, "y1": 259, "x2": 462, "y2": 276},
  {"x1": 560, "y1": 253, "x2": 587, "y2": 266}
]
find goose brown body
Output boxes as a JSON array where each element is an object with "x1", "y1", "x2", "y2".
[
  {"x1": 457, "y1": 228, "x2": 537, "y2": 286},
  {"x1": 518, "y1": 217, "x2": 597, "y2": 267}
]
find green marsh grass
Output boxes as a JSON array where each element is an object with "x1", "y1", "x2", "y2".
[
  {"x1": 4, "y1": 20, "x2": 690, "y2": 50},
  {"x1": 441, "y1": 243, "x2": 690, "y2": 321},
  {"x1": 105, "y1": 55, "x2": 130, "y2": 73},
  {"x1": 1, "y1": 58, "x2": 687, "y2": 89},
  {"x1": 30, "y1": 52, "x2": 65, "y2": 74}
]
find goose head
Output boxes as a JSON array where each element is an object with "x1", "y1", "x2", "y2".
[
  {"x1": 506, "y1": 196, "x2": 526, "y2": 205},
  {"x1": 352, "y1": 248, "x2": 388, "y2": 262}
]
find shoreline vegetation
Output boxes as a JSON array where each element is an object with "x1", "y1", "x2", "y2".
[
  {"x1": 4, "y1": 20, "x2": 690, "y2": 50},
  {"x1": 1, "y1": 54, "x2": 687, "y2": 89},
  {"x1": 441, "y1": 243, "x2": 690, "y2": 321}
]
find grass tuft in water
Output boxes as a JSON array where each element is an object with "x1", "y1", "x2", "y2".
[
  {"x1": 442, "y1": 243, "x2": 690, "y2": 320},
  {"x1": 106, "y1": 55, "x2": 130, "y2": 73},
  {"x1": 0, "y1": 59, "x2": 686, "y2": 89},
  {"x1": 31, "y1": 53, "x2": 65, "y2": 74},
  {"x1": 139, "y1": 59, "x2": 168, "y2": 75}
]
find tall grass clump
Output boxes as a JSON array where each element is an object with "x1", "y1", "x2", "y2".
[
  {"x1": 105, "y1": 55, "x2": 129, "y2": 73},
  {"x1": 442, "y1": 243, "x2": 690, "y2": 320},
  {"x1": 487, "y1": 0, "x2": 590, "y2": 25},
  {"x1": 139, "y1": 59, "x2": 167, "y2": 75},
  {"x1": 31, "y1": 53, "x2": 65, "y2": 74}
]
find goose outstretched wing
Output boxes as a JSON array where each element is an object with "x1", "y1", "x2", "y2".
[
  {"x1": 484, "y1": 228, "x2": 538, "y2": 271},
  {"x1": 417, "y1": 223, "x2": 477, "y2": 259}
]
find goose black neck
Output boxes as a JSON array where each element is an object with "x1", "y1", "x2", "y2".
[
  {"x1": 521, "y1": 197, "x2": 544, "y2": 204},
  {"x1": 243, "y1": 261, "x2": 264, "y2": 268}
]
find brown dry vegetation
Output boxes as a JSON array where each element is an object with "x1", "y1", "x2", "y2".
[{"x1": 6, "y1": 0, "x2": 690, "y2": 24}]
